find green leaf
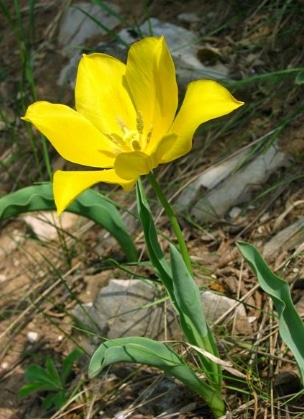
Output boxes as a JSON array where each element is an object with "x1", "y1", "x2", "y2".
[
  {"x1": 237, "y1": 241, "x2": 304, "y2": 383},
  {"x1": 24, "y1": 364, "x2": 59, "y2": 389},
  {"x1": 170, "y1": 245, "x2": 209, "y2": 340},
  {"x1": 295, "y1": 71, "x2": 304, "y2": 85},
  {"x1": 89, "y1": 336, "x2": 225, "y2": 417},
  {"x1": 45, "y1": 358, "x2": 62, "y2": 388},
  {"x1": 52, "y1": 391, "x2": 68, "y2": 409},
  {"x1": 170, "y1": 245, "x2": 221, "y2": 387},
  {"x1": 136, "y1": 179, "x2": 174, "y2": 300},
  {"x1": 136, "y1": 181, "x2": 222, "y2": 389},
  {"x1": 19, "y1": 382, "x2": 56, "y2": 399},
  {"x1": 43, "y1": 391, "x2": 67, "y2": 410},
  {"x1": 61, "y1": 349, "x2": 83, "y2": 384},
  {"x1": 0, "y1": 183, "x2": 137, "y2": 262}
]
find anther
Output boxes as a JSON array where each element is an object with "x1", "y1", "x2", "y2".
[
  {"x1": 132, "y1": 140, "x2": 141, "y2": 151},
  {"x1": 136, "y1": 111, "x2": 144, "y2": 134}
]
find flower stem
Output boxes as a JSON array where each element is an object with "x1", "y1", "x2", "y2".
[{"x1": 147, "y1": 172, "x2": 193, "y2": 276}]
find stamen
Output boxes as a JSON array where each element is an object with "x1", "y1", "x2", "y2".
[
  {"x1": 132, "y1": 140, "x2": 141, "y2": 151},
  {"x1": 104, "y1": 133, "x2": 129, "y2": 152},
  {"x1": 112, "y1": 113, "x2": 153, "y2": 152},
  {"x1": 146, "y1": 127, "x2": 153, "y2": 145},
  {"x1": 136, "y1": 111, "x2": 144, "y2": 134},
  {"x1": 123, "y1": 129, "x2": 141, "y2": 151},
  {"x1": 116, "y1": 116, "x2": 128, "y2": 133}
]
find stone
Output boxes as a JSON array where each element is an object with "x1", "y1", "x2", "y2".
[
  {"x1": 58, "y1": 16, "x2": 230, "y2": 91},
  {"x1": 23, "y1": 211, "x2": 80, "y2": 242},
  {"x1": 201, "y1": 291, "x2": 252, "y2": 334},
  {"x1": 176, "y1": 142, "x2": 289, "y2": 223},
  {"x1": 73, "y1": 279, "x2": 178, "y2": 353},
  {"x1": 73, "y1": 278, "x2": 253, "y2": 355},
  {"x1": 178, "y1": 13, "x2": 201, "y2": 23},
  {"x1": 229, "y1": 206, "x2": 242, "y2": 219},
  {"x1": 58, "y1": 2, "x2": 121, "y2": 57},
  {"x1": 27, "y1": 331, "x2": 39, "y2": 343},
  {"x1": 263, "y1": 218, "x2": 304, "y2": 258}
]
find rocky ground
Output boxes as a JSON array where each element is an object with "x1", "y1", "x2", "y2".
[{"x1": 0, "y1": 0, "x2": 304, "y2": 418}]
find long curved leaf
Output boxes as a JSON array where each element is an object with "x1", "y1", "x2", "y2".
[
  {"x1": 89, "y1": 336, "x2": 225, "y2": 417},
  {"x1": 0, "y1": 183, "x2": 137, "y2": 262},
  {"x1": 170, "y1": 245, "x2": 221, "y2": 388},
  {"x1": 136, "y1": 179, "x2": 174, "y2": 299},
  {"x1": 237, "y1": 241, "x2": 304, "y2": 383}
]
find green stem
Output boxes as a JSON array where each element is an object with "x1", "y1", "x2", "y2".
[{"x1": 147, "y1": 172, "x2": 193, "y2": 276}]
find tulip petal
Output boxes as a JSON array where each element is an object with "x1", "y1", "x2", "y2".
[
  {"x1": 54, "y1": 170, "x2": 135, "y2": 215},
  {"x1": 22, "y1": 101, "x2": 116, "y2": 167},
  {"x1": 125, "y1": 37, "x2": 178, "y2": 147},
  {"x1": 76, "y1": 54, "x2": 137, "y2": 136},
  {"x1": 154, "y1": 134, "x2": 178, "y2": 163},
  {"x1": 114, "y1": 151, "x2": 158, "y2": 180},
  {"x1": 162, "y1": 80, "x2": 244, "y2": 162}
]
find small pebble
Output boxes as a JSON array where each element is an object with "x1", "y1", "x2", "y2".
[
  {"x1": 178, "y1": 12, "x2": 200, "y2": 23},
  {"x1": 260, "y1": 212, "x2": 270, "y2": 223},
  {"x1": 27, "y1": 331, "x2": 39, "y2": 343},
  {"x1": 229, "y1": 206, "x2": 242, "y2": 219},
  {"x1": 1, "y1": 362, "x2": 8, "y2": 370}
]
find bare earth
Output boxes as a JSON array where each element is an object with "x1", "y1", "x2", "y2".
[{"x1": 1, "y1": 1, "x2": 304, "y2": 418}]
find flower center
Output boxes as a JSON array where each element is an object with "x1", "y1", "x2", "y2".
[
  {"x1": 119, "y1": 111, "x2": 146, "y2": 152},
  {"x1": 122, "y1": 129, "x2": 141, "y2": 151},
  {"x1": 105, "y1": 112, "x2": 152, "y2": 153}
]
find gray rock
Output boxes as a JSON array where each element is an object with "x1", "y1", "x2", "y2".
[
  {"x1": 73, "y1": 278, "x2": 253, "y2": 355},
  {"x1": 58, "y1": 16, "x2": 230, "y2": 90},
  {"x1": 58, "y1": 2, "x2": 121, "y2": 57},
  {"x1": 175, "y1": 148, "x2": 249, "y2": 213},
  {"x1": 73, "y1": 279, "x2": 178, "y2": 353},
  {"x1": 95, "y1": 279, "x2": 175, "y2": 340},
  {"x1": 22, "y1": 211, "x2": 80, "y2": 242},
  {"x1": 178, "y1": 13, "x2": 201, "y2": 23},
  {"x1": 201, "y1": 291, "x2": 251, "y2": 335},
  {"x1": 263, "y1": 218, "x2": 304, "y2": 258},
  {"x1": 57, "y1": 52, "x2": 82, "y2": 88},
  {"x1": 176, "y1": 142, "x2": 289, "y2": 223}
]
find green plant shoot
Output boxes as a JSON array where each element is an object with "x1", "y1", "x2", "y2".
[
  {"x1": 237, "y1": 241, "x2": 304, "y2": 384},
  {"x1": 19, "y1": 349, "x2": 83, "y2": 410}
]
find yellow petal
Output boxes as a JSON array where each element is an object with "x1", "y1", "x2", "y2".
[
  {"x1": 75, "y1": 53, "x2": 137, "y2": 136},
  {"x1": 22, "y1": 101, "x2": 116, "y2": 168},
  {"x1": 114, "y1": 151, "x2": 159, "y2": 180},
  {"x1": 162, "y1": 80, "x2": 244, "y2": 162},
  {"x1": 54, "y1": 170, "x2": 135, "y2": 215},
  {"x1": 125, "y1": 37, "x2": 178, "y2": 147},
  {"x1": 154, "y1": 134, "x2": 178, "y2": 163}
]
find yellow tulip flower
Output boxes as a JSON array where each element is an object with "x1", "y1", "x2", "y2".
[{"x1": 22, "y1": 36, "x2": 243, "y2": 215}]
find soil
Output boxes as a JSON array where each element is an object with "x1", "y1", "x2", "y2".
[{"x1": 1, "y1": 1, "x2": 304, "y2": 418}]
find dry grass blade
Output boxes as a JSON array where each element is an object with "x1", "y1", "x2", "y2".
[{"x1": 1, "y1": 0, "x2": 304, "y2": 417}]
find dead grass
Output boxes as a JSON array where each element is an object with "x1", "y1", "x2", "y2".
[{"x1": 0, "y1": 0, "x2": 304, "y2": 418}]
